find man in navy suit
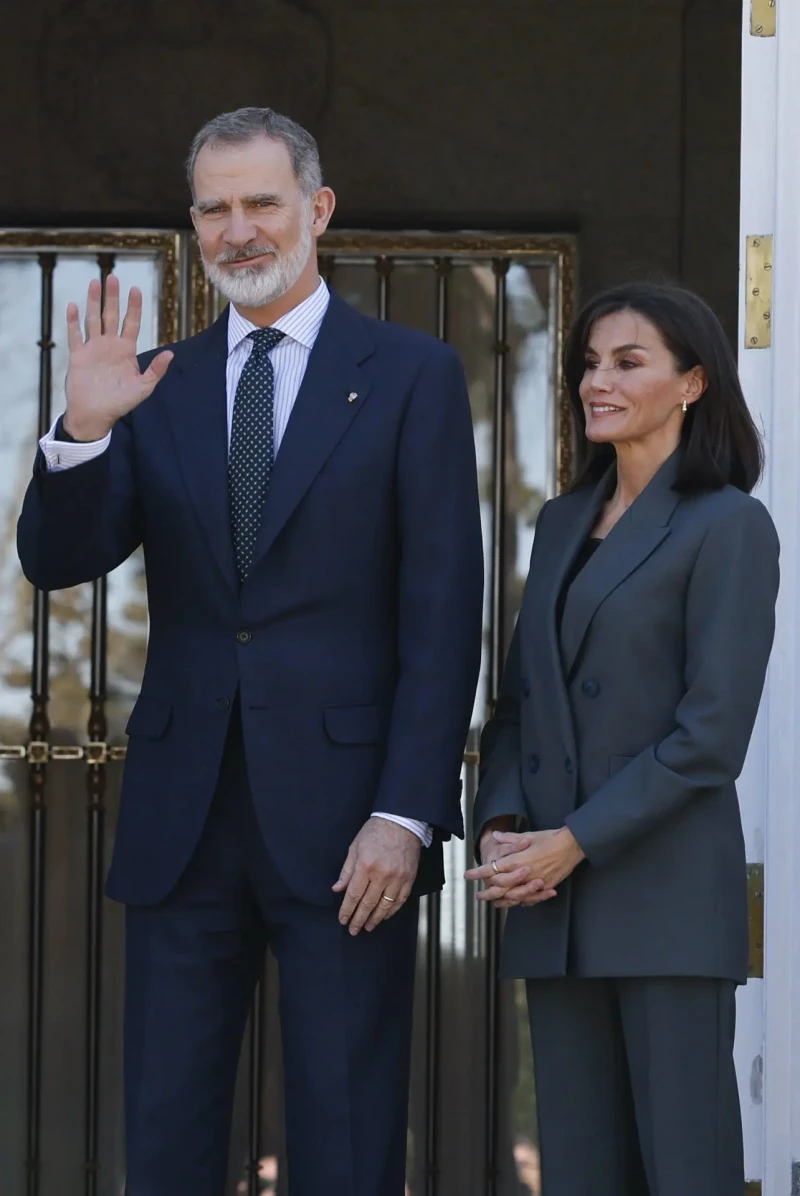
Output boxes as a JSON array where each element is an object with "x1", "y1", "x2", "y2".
[{"x1": 17, "y1": 108, "x2": 484, "y2": 1195}]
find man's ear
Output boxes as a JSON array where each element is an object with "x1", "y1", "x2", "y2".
[{"x1": 311, "y1": 188, "x2": 336, "y2": 239}]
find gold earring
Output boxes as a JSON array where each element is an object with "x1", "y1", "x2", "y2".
[{"x1": 682, "y1": 400, "x2": 688, "y2": 414}]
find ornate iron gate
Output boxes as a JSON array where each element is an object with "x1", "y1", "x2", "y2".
[{"x1": 0, "y1": 229, "x2": 576, "y2": 1196}]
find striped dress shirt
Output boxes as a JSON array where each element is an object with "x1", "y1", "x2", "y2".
[{"x1": 40, "y1": 278, "x2": 431, "y2": 847}]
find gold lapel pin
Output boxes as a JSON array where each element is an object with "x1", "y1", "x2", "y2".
[{"x1": 347, "y1": 392, "x2": 358, "y2": 403}]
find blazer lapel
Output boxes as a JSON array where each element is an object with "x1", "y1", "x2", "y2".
[
  {"x1": 163, "y1": 308, "x2": 238, "y2": 592},
  {"x1": 546, "y1": 473, "x2": 613, "y2": 628},
  {"x1": 559, "y1": 451, "x2": 683, "y2": 677},
  {"x1": 248, "y1": 292, "x2": 375, "y2": 573},
  {"x1": 534, "y1": 476, "x2": 611, "y2": 752}
]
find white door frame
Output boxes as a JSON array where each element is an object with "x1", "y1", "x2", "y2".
[{"x1": 738, "y1": 2, "x2": 800, "y2": 1191}]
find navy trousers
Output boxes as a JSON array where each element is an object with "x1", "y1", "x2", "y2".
[{"x1": 123, "y1": 710, "x2": 419, "y2": 1195}]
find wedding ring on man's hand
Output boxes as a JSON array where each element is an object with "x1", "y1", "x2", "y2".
[
  {"x1": 491, "y1": 860, "x2": 500, "y2": 874},
  {"x1": 380, "y1": 894, "x2": 396, "y2": 904}
]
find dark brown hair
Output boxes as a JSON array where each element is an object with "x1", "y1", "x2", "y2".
[{"x1": 563, "y1": 282, "x2": 764, "y2": 494}]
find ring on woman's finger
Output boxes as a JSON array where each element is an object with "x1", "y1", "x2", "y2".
[
  {"x1": 491, "y1": 860, "x2": 500, "y2": 875},
  {"x1": 380, "y1": 894, "x2": 396, "y2": 904}
]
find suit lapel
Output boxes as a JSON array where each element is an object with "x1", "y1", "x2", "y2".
[
  {"x1": 545, "y1": 474, "x2": 612, "y2": 633},
  {"x1": 163, "y1": 308, "x2": 238, "y2": 592},
  {"x1": 559, "y1": 451, "x2": 683, "y2": 677},
  {"x1": 248, "y1": 292, "x2": 375, "y2": 573},
  {"x1": 533, "y1": 477, "x2": 610, "y2": 750}
]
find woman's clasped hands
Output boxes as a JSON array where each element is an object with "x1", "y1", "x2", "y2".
[{"x1": 465, "y1": 818, "x2": 586, "y2": 909}]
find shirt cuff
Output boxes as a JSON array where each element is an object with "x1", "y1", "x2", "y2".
[
  {"x1": 370, "y1": 812, "x2": 433, "y2": 848},
  {"x1": 40, "y1": 418, "x2": 112, "y2": 472}
]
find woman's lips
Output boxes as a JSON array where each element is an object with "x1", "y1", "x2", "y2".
[{"x1": 589, "y1": 404, "x2": 625, "y2": 417}]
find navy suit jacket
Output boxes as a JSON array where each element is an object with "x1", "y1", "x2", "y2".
[{"x1": 17, "y1": 292, "x2": 484, "y2": 906}]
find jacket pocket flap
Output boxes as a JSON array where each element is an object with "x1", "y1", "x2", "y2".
[
  {"x1": 125, "y1": 696, "x2": 173, "y2": 739},
  {"x1": 324, "y1": 704, "x2": 389, "y2": 745}
]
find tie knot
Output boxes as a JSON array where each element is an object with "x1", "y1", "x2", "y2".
[{"x1": 249, "y1": 327, "x2": 285, "y2": 356}]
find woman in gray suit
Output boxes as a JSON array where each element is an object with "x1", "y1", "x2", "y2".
[{"x1": 467, "y1": 282, "x2": 779, "y2": 1196}]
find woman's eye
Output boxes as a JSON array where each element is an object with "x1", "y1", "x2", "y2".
[{"x1": 618, "y1": 359, "x2": 638, "y2": 370}]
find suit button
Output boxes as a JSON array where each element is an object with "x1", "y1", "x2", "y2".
[
  {"x1": 236, "y1": 629, "x2": 252, "y2": 645},
  {"x1": 581, "y1": 679, "x2": 600, "y2": 698},
  {"x1": 564, "y1": 757, "x2": 574, "y2": 775},
  {"x1": 528, "y1": 754, "x2": 540, "y2": 774},
  {"x1": 522, "y1": 679, "x2": 531, "y2": 698},
  {"x1": 216, "y1": 697, "x2": 230, "y2": 711}
]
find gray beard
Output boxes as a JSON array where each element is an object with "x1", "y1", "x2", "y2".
[{"x1": 204, "y1": 221, "x2": 313, "y2": 309}]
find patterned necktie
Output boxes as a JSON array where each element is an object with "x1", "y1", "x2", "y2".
[{"x1": 229, "y1": 326, "x2": 286, "y2": 583}]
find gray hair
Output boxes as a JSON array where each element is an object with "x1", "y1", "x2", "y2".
[{"x1": 186, "y1": 107, "x2": 323, "y2": 198}]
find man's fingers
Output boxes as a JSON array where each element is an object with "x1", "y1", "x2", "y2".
[
  {"x1": 102, "y1": 274, "x2": 120, "y2": 336},
  {"x1": 66, "y1": 303, "x2": 83, "y2": 352},
  {"x1": 337, "y1": 875, "x2": 368, "y2": 925},
  {"x1": 346, "y1": 880, "x2": 385, "y2": 935},
  {"x1": 333, "y1": 845, "x2": 358, "y2": 895},
  {"x1": 364, "y1": 880, "x2": 412, "y2": 931},
  {"x1": 84, "y1": 279, "x2": 102, "y2": 340},
  {"x1": 140, "y1": 350, "x2": 174, "y2": 396},
  {"x1": 390, "y1": 881, "x2": 413, "y2": 914},
  {"x1": 121, "y1": 286, "x2": 143, "y2": 342},
  {"x1": 364, "y1": 889, "x2": 402, "y2": 932}
]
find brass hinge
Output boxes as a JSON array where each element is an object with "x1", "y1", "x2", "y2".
[
  {"x1": 747, "y1": 862, "x2": 764, "y2": 979},
  {"x1": 750, "y1": 0, "x2": 776, "y2": 37},
  {"x1": 745, "y1": 235, "x2": 773, "y2": 349},
  {"x1": 0, "y1": 742, "x2": 127, "y2": 764}
]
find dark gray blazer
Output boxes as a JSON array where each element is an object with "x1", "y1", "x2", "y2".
[{"x1": 474, "y1": 451, "x2": 779, "y2": 982}]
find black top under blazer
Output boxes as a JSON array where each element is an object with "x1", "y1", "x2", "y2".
[{"x1": 474, "y1": 450, "x2": 780, "y2": 983}]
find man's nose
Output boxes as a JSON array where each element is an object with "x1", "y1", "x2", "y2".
[{"x1": 223, "y1": 207, "x2": 258, "y2": 246}]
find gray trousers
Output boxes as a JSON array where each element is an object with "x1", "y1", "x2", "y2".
[{"x1": 526, "y1": 977, "x2": 743, "y2": 1196}]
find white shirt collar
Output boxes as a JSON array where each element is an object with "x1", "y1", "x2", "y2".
[{"x1": 226, "y1": 277, "x2": 330, "y2": 357}]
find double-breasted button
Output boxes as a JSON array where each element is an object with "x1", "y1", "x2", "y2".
[
  {"x1": 522, "y1": 678, "x2": 531, "y2": 698},
  {"x1": 215, "y1": 697, "x2": 230, "y2": 711},
  {"x1": 581, "y1": 679, "x2": 600, "y2": 699},
  {"x1": 564, "y1": 757, "x2": 574, "y2": 775},
  {"x1": 528, "y1": 754, "x2": 540, "y2": 774},
  {"x1": 236, "y1": 629, "x2": 252, "y2": 645}
]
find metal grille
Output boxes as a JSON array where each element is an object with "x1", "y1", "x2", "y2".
[{"x1": 0, "y1": 229, "x2": 576, "y2": 1196}]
